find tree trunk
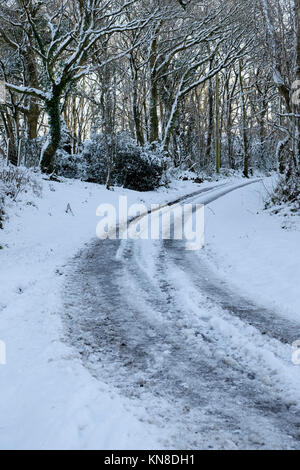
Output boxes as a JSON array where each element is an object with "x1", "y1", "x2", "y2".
[
  {"x1": 294, "y1": 0, "x2": 300, "y2": 164},
  {"x1": 24, "y1": 47, "x2": 40, "y2": 139},
  {"x1": 239, "y1": 62, "x2": 250, "y2": 178},
  {"x1": 205, "y1": 75, "x2": 214, "y2": 166},
  {"x1": 27, "y1": 102, "x2": 40, "y2": 140},
  {"x1": 149, "y1": 36, "x2": 159, "y2": 143},
  {"x1": 41, "y1": 95, "x2": 61, "y2": 173},
  {"x1": 258, "y1": 104, "x2": 267, "y2": 169},
  {"x1": 225, "y1": 71, "x2": 238, "y2": 170},
  {"x1": 1, "y1": 111, "x2": 18, "y2": 166},
  {"x1": 149, "y1": 83, "x2": 159, "y2": 143},
  {"x1": 131, "y1": 59, "x2": 144, "y2": 146},
  {"x1": 225, "y1": 78, "x2": 234, "y2": 169},
  {"x1": 215, "y1": 73, "x2": 221, "y2": 174},
  {"x1": 163, "y1": 106, "x2": 180, "y2": 153},
  {"x1": 226, "y1": 104, "x2": 234, "y2": 169},
  {"x1": 286, "y1": 0, "x2": 300, "y2": 180}
]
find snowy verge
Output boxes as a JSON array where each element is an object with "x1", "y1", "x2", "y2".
[{"x1": 204, "y1": 179, "x2": 300, "y2": 323}]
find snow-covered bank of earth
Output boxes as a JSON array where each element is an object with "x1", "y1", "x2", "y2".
[
  {"x1": 0, "y1": 174, "x2": 299, "y2": 450},
  {"x1": 204, "y1": 178, "x2": 300, "y2": 323}
]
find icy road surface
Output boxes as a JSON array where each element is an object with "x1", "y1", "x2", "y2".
[{"x1": 64, "y1": 182, "x2": 300, "y2": 450}]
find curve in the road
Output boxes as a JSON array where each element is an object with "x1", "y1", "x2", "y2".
[{"x1": 63, "y1": 181, "x2": 300, "y2": 450}]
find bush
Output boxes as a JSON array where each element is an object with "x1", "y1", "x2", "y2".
[
  {"x1": 0, "y1": 164, "x2": 42, "y2": 201},
  {"x1": 55, "y1": 149, "x2": 82, "y2": 179},
  {"x1": 268, "y1": 173, "x2": 300, "y2": 209},
  {"x1": 56, "y1": 133, "x2": 163, "y2": 192},
  {"x1": 0, "y1": 163, "x2": 42, "y2": 228},
  {"x1": 82, "y1": 133, "x2": 163, "y2": 191}
]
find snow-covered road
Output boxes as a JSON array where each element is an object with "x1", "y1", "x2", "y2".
[{"x1": 64, "y1": 181, "x2": 300, "y2": 450}]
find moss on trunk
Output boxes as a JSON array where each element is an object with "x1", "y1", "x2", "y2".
[{"x1": 41, "y1": 96, "x2": 61, "y2": 174}]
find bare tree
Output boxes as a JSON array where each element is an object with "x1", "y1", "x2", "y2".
[{"x1": 1, "y1": 0, "x2": 156, "y2": 172}]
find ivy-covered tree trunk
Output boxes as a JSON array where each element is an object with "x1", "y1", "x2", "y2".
[{"x1": 41, "y1": 95, "x2": 61, "y2": 174}]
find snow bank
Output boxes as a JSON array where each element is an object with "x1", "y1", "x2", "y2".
[{"x1": 204, "y1": 179, "x2": 300, "y2": 322}]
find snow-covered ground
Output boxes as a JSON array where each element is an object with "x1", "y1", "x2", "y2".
[
  {"x1": 0, "y1": 175, "x2": 299, "y2": 449},
  {"x1": 0, "y1": 175, "x2": 213, "y2": 450},
  {"x1": 204, "y1": 178, "x2": 300, "y2": 323}
]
